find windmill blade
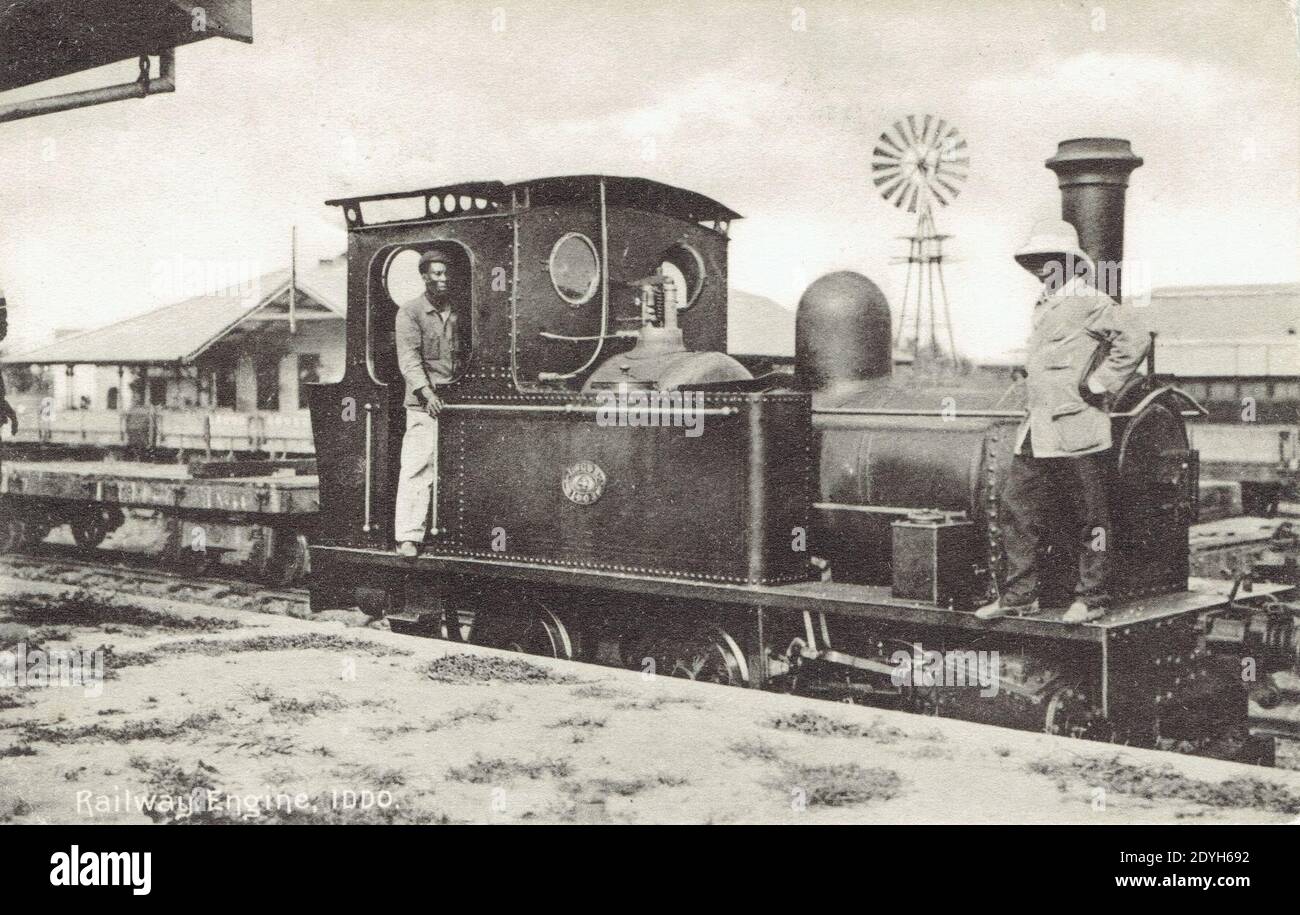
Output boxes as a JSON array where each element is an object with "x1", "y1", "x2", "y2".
[
  {"x1": 934, "y1": 176, "x2": 963, "y2": 200},
  {"x1": 880, "y1": 175, "x2": 907, "y2": 207},
  {"x1": 892, "y1": 120, "x2": 911, "y2": 151},
  {"x1": 935, "y1": 161, "x2": 969, "y2": 183},
  {"x1": 921, "y1": 114, "x2": 934, "y2": 147},
  {"x1": 878, "y1": 130, "x2": 903, "y2": 155},
  {"x1": 906, "y1": 115, "x2": 920, "y2": 146},
  {"x1": 872, "y1": 145, "x2": 901, "y2": 161}
]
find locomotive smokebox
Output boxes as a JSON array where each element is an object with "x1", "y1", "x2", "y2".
[
  {"x1": 795, "y1": 271, "x2": 892, "y2": 390},
  {"x1": 1045, "y1": 138, "x2": 1143, "y2": 300}
]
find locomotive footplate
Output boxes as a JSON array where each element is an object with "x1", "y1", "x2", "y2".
[{"x1": 314, "y1": 545, "x2": 1287, "y2": 645}]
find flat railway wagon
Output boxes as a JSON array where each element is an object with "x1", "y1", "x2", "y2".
[
  {"x1": 0, "y1": 458, "x2": 316, "y2": 585},
  {"x1": 305, "y1": 138, "x2": 1300, "y2": 762}
]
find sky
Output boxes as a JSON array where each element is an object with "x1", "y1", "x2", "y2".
[{"x1": 1, "y1": 0, "x2": 1297, "y2": 358}]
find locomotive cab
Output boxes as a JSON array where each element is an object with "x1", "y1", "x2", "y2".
[{"x1": 308, "y1": 177, "x2": 810, "y2": 590}]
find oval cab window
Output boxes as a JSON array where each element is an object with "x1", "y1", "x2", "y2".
[
  {"x1": 549, "y1": 233, "x2": 600, "y2": 305},
  {"x1": 383, "y1": 248, "x2": 427, "y2": 306},
  {"x1": 659, "y1": 243, "x2": 705, "y2": 311}
]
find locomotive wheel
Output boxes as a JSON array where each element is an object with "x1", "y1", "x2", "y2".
[
  {"x1": 640, "y1": 624, "x2": 750, "y2": 687},
  {"x1": 474, "y1": 606, "x2": 574, "y2": 660},
  {"x1": 1043, "y1": 684, "x2": 1111, "y2": 741}
]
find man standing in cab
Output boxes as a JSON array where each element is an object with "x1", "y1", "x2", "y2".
[
  {"x1": 976, "y1": 218, "x2": 1147, "y2": 624},
  {"x1": 394, "y1": 250, "x2": 459, "y2": 557}
]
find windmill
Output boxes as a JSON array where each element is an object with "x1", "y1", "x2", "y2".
[{"x1": 871, "y1": 116, "x2": 969, "y2": 363}]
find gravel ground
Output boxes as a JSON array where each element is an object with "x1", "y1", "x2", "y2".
[{"x1": 3, "y1": 576, "x2": 1300, "y2": 824}]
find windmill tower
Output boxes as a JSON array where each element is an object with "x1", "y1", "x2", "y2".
[{"x1": 871, "y1": 116, "x2": 969, "y2": 363}]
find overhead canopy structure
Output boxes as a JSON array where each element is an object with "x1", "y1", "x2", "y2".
[{"x1": 0, "y1": 0, "x2": 252, "y2": 121}]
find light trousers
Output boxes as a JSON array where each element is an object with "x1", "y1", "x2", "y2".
[{"x1": 394, "y1": 408, "x2": 438, "y2": 543}]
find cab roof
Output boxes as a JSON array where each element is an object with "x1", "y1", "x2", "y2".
[{"x1": 325, "y1": 175, "x2": 741, "y2": 229}]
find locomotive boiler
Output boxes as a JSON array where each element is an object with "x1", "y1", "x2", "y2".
[{"x1": 305, "y1": 142, "x2": 1299, "y2": 760}]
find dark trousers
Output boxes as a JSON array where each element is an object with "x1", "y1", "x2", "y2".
[{"x1": 1001, "y1": 437, "x2": 1112, "y2": 607}]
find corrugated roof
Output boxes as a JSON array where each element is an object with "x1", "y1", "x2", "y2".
[
  {"x1": 1147, "y1": 282, "x2": 1299, "y2": 340},
  {"x1": 6, "y1": 257, "x2": 347, "y2": 366}
]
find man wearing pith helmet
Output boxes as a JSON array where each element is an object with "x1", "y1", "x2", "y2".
[
  {"x1": 975, "y1": 218, "x2": 1147, "y2": 624},
  {"x1": 393, "y1": 249, "x2": 460, "y2": 557}
]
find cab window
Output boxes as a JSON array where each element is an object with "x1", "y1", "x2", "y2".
[{"x1": 368, "y1": 244, "x2": 473, "y2": 387}]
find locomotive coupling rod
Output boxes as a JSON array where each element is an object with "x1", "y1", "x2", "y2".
[{"x1": 438, "y1": 403, "x2": 740, "y2": 417}]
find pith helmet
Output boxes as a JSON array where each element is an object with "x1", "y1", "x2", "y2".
[{"x1": 1014, "y1": 218, "x2": 1091, "y2": 271}]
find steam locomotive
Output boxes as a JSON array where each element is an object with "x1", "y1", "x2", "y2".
[{"x1": 305, "y1": 139, "x2": 1298, "y2": 758}]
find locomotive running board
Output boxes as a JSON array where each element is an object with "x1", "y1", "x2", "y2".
[{"x1": 313, "y1": 545, "x2": 1288, "y2": 643}]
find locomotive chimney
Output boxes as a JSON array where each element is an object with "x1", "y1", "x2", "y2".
[{"x1": 1045, "y1": 138, "x2": 1143, "y2": 300}]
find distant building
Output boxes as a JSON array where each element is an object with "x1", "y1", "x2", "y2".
[
  {"x1": 7, "y1": 256, "x2": 346, "y2": 414},
  {"x1": 1147, "y1": 283, "x2": 1299, "y2": 423},
  {"x1": 2, "y1": 256, "x2": 346, "y2": 453}
]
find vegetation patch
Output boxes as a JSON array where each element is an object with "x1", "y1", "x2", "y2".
[
  {"x1": 426, "y1": 701, "x2": 507, "y2": 731},
  {"x1": 111, "y1": 632, "x2": 409, "y2": 668},
  {"x1": 730, "y1": 737, "x2": 787, "y2": 763},
  {"x1": 0, "y1": 743, "x2": 37, "y2": 757},
  {"x1": 0, "y1": 797, "x2": 35, "y2": 822},
  {"x1": 547, "y1": 714, "x2": 606, "y2": 731},
  {"x1": 268, "y1": 693, "x2": 349, "y2": 720},
  {"x1": 564, "y1": 773, "x2": 688, "y2": 800},
  {"x1": 0, "y1": 692, "x2": 30, "y2": 711},
  {"x1": 770, "y1": 710, "x2": 906, "y2": 744},
  {"x1": 424, "y1": 653, "x2": 570, "y2": 684},
  {"x1": 612, "y1": 694, "x2": 700, "y2": 711},
  {"x1": 778, "y1": 762, "x2": 905, "y2": 808},
  {"x1": 447, "y1": 754, "x2": 572, "y2": 783},
  {"x1": 1, "y1": 591, "x2": 239, "y2": 633},
  {"x1": 1027, "y1": 755, "x2": 1300, "y2": 815},
  {"x1": 569, "y1": 683, "x2": 626, "y2": 700},
  {"x1": 22, "y1": 709, "x2": 223, "y2": 745}
]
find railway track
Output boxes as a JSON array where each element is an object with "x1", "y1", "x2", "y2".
[
  {"x1": 3, "y1": 517, "x2": 1296, "y2": 631},
  {"x1": 0, "y1": 544, "x2": 308, "y2": 615}
]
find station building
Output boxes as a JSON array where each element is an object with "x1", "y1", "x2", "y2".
[{"x1": 2, "y1": 256, "x2": 346, "y2": 454}]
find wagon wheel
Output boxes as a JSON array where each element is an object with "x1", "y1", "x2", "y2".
[
  {"x1": 474, "y1": 605, "x2": 574, "y2": 660},
  {"x1": 69, "y1": 508, "x2": 115, "y2": 549},
  {"x1": 640, "y1": 623, "x2": 750, "y2": 687},
  {"x1": 263, "y1": 532, "x2": 310, "y2": 588},
  {"x1": 0, "y1": 515, "x2": 30, "y2": 553},
  {"x1": 178, "y1": 547, "x2": 217, "y2": 577}
]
